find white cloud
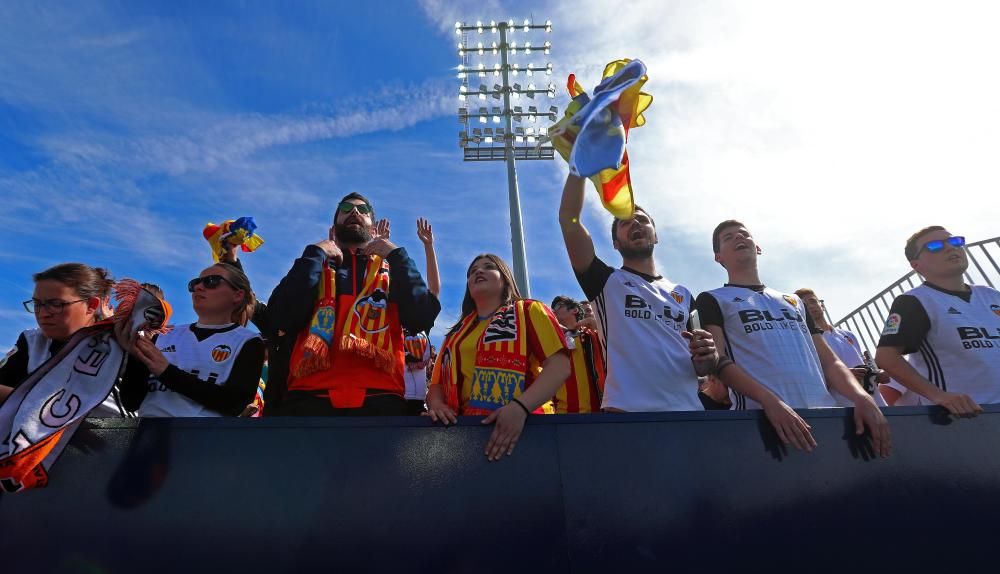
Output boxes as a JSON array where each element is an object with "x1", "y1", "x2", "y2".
[{"x1": 423, "y1": 0, "x2": 1000, "y2": 317}]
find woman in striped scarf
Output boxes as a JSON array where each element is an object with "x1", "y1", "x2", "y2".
[{"x1": 425, "y1": 254, "x2": 571, "y2": 461}]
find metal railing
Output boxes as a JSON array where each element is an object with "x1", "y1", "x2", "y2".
[{"x1": 834, "y1": 236, "x2": 1000, "y2": 354}]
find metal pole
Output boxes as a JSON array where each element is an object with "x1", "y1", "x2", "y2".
[{"x1": 499, "y1": 23, "x2": 531, "y2": 297}]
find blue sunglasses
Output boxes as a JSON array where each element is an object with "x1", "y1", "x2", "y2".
[{"x1": 917, "y1": 235, "x2": 965, "y2": 256}]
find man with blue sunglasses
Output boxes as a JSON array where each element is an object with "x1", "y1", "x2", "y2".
[{"x1": 876, "y1": 226, "x2": 1000, "y2": 416}]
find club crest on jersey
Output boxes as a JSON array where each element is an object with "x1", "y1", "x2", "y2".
[
  {"x1": 211, "y1": 345, "x2": 233, "y2": 362},
  {"x1": 992, "y1": 304, "x2": 1000, "y2": 317},
  {"x1": 670, "y1": 291, "x2": 684, "y2": 304},
  {"x1": 783, "y1": 295, "x2": 798, "y2": 308},
  {"x1": 882, "y1": 313, "x2": 902, "y2": 336},
  {"x1": 353, "y1": 289, "x2": 389, "y2": 334}
]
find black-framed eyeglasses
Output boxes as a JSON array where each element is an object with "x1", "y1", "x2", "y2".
[
  {"x1": 23, "y1": 299, "x2": 87, "y2": 314},
  {"x1": 187, "y1": 275, "x2": 239, "y2": 293},
  {"x1": 336, "y1": 202, "x2": 373, "y2": 215},
  {"x1": 917, "y1": 236, "x2": 965, "y2": 257}
]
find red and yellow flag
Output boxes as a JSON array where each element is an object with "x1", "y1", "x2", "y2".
[{"x1": 549, "y1": 59, "x2": 652, "y2": 221}]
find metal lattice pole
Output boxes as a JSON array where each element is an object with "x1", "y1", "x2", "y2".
[
  {"x1": 498, "y1": 23, "x2": 530, "y2": 296},
  {"x1": 455, "y1": 19, "x2": 556, "y2": 299}
]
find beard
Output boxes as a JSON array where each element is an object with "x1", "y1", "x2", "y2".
[
  {"x1": 618, "y1": 243, "x2": 654, "y2": 260},
  {"x1": 334, "y1": 222, "x2": 371, "y2": 244}
]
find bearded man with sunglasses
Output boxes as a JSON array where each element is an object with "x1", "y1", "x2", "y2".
[
  {"x1": 267, "y1": 192, "x2": 440, "y2": 416},
  {"x1": 876, "y1": 226, "x2": 1000, "y2": 416}
]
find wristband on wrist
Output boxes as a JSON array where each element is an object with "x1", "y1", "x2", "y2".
[
  {"x1": 511, "y1": 397, "x2": 531, "y2": 416},
  {"x1": 714, "y1": 356, "x2": 735, "y2": 375}
]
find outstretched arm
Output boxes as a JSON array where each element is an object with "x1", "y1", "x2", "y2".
[
  {"x1": 417, "y1": 218, "x2": 441, "y2": 298},
  {"x1": 559, "y1": 173, "x2": 597, "y2": 273}
]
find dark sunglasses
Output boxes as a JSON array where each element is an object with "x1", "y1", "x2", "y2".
[
  {"x1": 188, "y1": 275, "x2": 238, "y2": 292},
  {"x1": 918, "y1": 236, "x2": 965, "y2": 256},
  {"x1": 337, "y1": 202, "x2": 373, "y2": 215}
]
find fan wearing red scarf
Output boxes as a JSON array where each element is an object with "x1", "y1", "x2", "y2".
[{"x1": 425, "y1": 254, "x2": 571, "y2": 461}]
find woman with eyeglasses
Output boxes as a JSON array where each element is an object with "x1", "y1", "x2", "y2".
[
  {"x1": 425, "y1": 254, "x2": 571, "y2": 461},
  {"x1": 0, "y1": 263, "x2": 126, "y2": 413},
  {"x1": 115, "y1": 262, "x2": 264, "y2": 417}
]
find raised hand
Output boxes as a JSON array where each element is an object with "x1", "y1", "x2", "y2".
[
  {"x1": 313, "y1": 239, "x2": 344, "y2": 266},
  {"x1": 373, "y1": 219, "x2": 391, "y2": 240},
  {"x1": 417, "y1": 218, "x2": 434, "y2": 246}
]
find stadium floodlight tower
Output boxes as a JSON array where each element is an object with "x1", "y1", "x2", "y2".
[{"x1": 456, "y1": 18, "x2": 556, "y2": 298}]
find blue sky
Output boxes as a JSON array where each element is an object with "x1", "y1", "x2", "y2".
[{"x1": 2, "y1": 0, "x2": 998, "y2": 348}]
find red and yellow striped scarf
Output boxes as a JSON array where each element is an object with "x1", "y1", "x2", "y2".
[
  {"x1": 437, "y1": 300, "x2": 532, "y2": 416},
  {"x1": 291, "y1": 257, "x2": 395, "y2": 379}
]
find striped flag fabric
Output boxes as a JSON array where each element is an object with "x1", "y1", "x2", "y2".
[{"x1": 548, "y1": 59, "x2": 652, "y2": 221}]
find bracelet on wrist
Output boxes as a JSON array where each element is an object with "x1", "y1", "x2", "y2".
[
  {"x1": 714, "y1": 356, "x2": 735, "y2": 376},
  {"x1": 511, "y1": 397, "x2": 531, "y2": 416}
]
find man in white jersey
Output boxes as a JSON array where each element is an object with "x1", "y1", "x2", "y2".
[
  {"x1": 695, "y1": 220, "x2": 890, "y2": 456},
  {"x1": 794, "y1": 288, "x2": 888, "y2": 407},
  {"x1": 875, "y1": 226, "x2": 1000, "y2": 415},
  {"x1": 558, "y1": 174, "x2": 718, "y2": 412}
]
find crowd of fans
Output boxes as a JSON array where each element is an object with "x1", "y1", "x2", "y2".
[{"x1": 2, "y1": 176, "x2": 998, "y2": 461}]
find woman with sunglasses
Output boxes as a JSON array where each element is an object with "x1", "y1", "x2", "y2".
[
  {"x1": 425, "y1": 254, "x2": 571, "y2": 461},
  {"x1": 116, "y1": 262, "x2": 264, "y2": 417},
  {"x1": 0, "y1": 263, "x2": 129, "y2": 415}
]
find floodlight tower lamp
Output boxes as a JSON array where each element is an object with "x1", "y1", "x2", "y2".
[{"x1": 455, "y1": 17, "x2": 556, "y2": 296}]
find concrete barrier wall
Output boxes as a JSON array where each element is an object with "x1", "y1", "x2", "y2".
[{"x1": 3, "y1": 406, "x2": 999, "y2": 573}]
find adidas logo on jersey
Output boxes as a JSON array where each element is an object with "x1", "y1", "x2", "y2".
[
  {"x1": 623, "y1": 281, "x2": 636, "y2": 288},
  {"x1": 161, "y1": 345, "x2": 177, "y2": 353},
  {"x1": 732, "y1": 297, "x2": 744, "y2": 303},
  {"x1": 947, "y1": 307, "x2": 962, "y2": 315}
]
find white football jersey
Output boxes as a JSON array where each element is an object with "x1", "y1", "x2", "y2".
[
  {"x1": 899, "y1": 284, "x2": 1000, "y2": 404},
  {"x1": 704, "y1": 287, "x2": 836, "y2": 409},
  {"x1": 140, "y1": 324, "x2": 260, "y2": 417},
  {"x1": 822, "y1": 328, "x2": 887, "y2": 407},
  {"x1": 590, "y1": 269, "x2": 700, "y2": 412}
]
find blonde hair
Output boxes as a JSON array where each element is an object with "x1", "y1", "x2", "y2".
[{"x1": 213, "y1": 263, "x2": 257, "y2": 327}]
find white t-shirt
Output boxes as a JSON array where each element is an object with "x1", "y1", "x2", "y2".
[
  {"x1": 576, "y1": 257, "x2": 701, "y2": 412},
  {"x1": 822, "y1": 328, "x2": 887, "y2": 407},
  {"x1": 696, "y1": 286, "x2": 837, "y2": 410}
]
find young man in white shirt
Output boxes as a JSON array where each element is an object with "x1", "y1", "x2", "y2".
[
  {"x1": 558, "y1": 174, "x2": 718, "y2": 412},
  {"x1": 695, "y1": 220, "x2": 890, "y2": 456},
  {"x1": 875, "y1": 226, "x2": 1000, "y2": 415},
  {"x1": 794, "y1": 288, "x2": 888, "y2": 406}
]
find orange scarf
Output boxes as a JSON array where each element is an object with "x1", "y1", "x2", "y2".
[
  {"x1": 291, "y1": 257, "x2": 395, "y2": 379},
  {"x1": 436, "y1": 300, "x2": 533, "y2": 416}
]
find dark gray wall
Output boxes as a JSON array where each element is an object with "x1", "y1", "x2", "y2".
[{"x1": 2, "y1": 406, "x2": 998, "y2": 573}]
